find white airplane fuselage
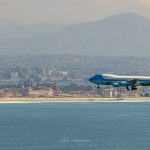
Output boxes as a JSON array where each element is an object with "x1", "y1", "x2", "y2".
[{"x1": 89, "y1": 74, "x2": 150, "y2": 90}]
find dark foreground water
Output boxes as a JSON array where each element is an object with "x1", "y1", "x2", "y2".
[{"x1": 0, "y1": 102, "x2": 150, "y2": 150}]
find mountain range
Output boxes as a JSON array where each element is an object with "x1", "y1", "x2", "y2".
[{"x1": 0, "y1": 13, "x2": 150, "y2": 56}]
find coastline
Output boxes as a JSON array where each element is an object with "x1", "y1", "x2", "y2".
[{"x1": 0, "y1": 97, "x2": 150, "y2": 103}]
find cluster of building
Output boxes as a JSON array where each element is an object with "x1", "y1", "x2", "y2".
[
  {"x1": 0, "y1": 55, "x2": 149, "y2": 98},
  {"x1": 3, "y1": 66, "x2": 69, "y2": 83},
  {"x1": 0, "y1": 85, "x2": 62, "y2": 98},
  {"x1": 0, "y1": 84, "x2": 145, "y2": 98}
]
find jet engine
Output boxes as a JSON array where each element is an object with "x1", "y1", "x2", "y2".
[
  {"x1": 112, "y1": 81, "x2": 128, "y2": 87},
  {"x1": 112, "y1": 83, "x2": 121, "y2": 87},
  {"x1": 119, "y1": 81, "x2": 128, "y2": 86}
]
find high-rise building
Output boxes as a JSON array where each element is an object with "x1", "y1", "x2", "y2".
[
  {"x1": 38, "y1": 66, "x2": 47, "y2": 78},
  {"x1": 22, "y1": 66, "x2": 31, "y2": 77},
  {"x1": 11, "y1": 72, "x2": 19, "y2": 82},
  {"x1": 48, "y1": 70, "x2": 53, "y2": 76}
]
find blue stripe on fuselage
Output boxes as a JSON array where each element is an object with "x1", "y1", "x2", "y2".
[{"x1": 89, "y1": 74, "x2": 109, "y2": 84}]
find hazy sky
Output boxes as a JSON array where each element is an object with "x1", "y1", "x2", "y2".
[{"x1": 0, "y1": 0, "x2": 150, "y2": 23}]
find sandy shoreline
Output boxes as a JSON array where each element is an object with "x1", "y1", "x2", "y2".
[{"x1": 0, "y1": 97, "x2": 150, "y2": 103}]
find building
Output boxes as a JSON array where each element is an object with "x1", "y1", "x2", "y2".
[
  {"x1": 38, "y1": 66, "x2": 47, "y2": 78},
  {"x1": 100, "y1": 88, "x2": 118, "y2": 98},
  {"x1": 58, "y1": 71, "x2": 68, "y2": 77},
  {"x1": 22, "y1": 66, "x2": 31, "y2": 77},
  {"x1": 53, "y1": 85, "x2": 62, "y2": 96},
  {"x1": 28, "y1": 89, "x2": 53, "y2": 98},
  {"x1": 11, "y1": 72, "x2": 19, "y2": 82}
]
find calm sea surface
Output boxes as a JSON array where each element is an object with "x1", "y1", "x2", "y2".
[{"x1": 0, "y1": 102, "x2": 150, "y2": 150}]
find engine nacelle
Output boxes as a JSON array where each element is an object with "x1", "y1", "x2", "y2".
[
  {"x1": 112, "y1": 83, "x2": 121, "y2": 87},
  {"x1": 112, "y1": 81, "x2": 128, "y2": 88},
  {"x1": 119, "y1": 81, "x2": 128, "y2": 86}
]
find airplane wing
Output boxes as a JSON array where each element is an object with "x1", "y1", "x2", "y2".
[
  {"x1": 127, "y1": 79, "x2": 138, "y2": 86},
  {"x1": 126, "y1": 79, "x2": 139, "y2": 90}
]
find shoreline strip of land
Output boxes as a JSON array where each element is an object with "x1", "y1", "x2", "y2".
[{"x1": 0, "y1": 97, "x2": 150, "y2": 103}]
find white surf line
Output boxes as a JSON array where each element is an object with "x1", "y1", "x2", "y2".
[{"x1": 0, "y1": 98, "x2": 150, "y2": 103}]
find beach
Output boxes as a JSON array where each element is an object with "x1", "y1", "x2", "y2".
[{"x1": 0, "y1": 97, "x2": 150, "y2": 103}]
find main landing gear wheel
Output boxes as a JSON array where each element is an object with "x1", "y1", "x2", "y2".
[
  {"x1": 131, "y1": 87, "x2": 137, "y2": 90},
  {"x1": 126, "y1": 86, "x2": 130, "y2": 91}
]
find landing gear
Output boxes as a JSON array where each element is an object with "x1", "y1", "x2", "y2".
[
  {"x1": 126, "y1": 86, "x2": 130, "y2": 91},
  {"x1": 131, "y1": 87, "x2": 137, "y2": 90},
  {"x1": 98, "y1": 84, "x2": 100, "y2": 89},
  {"x1": 126, "y1": 86, "x2": 137, "y2": 91}
]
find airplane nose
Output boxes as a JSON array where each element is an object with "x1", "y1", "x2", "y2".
[{"x1": 89, "y1": 77, "x2": 93, "y2": 82}]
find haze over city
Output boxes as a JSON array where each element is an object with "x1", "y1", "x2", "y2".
[
  {"x1": 0, "y1": 0, "x2": 149, "y2": 55},
  {"x1": 0, "y1": 0, "x2": 148, "y2": 55},
  {"x1": 0, "y1": 0, "x2": 150, "y2": 23}
]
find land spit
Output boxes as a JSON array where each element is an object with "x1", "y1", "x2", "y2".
[{"x1": 0, "y1": 97, "x2": 150, "y2": 103}]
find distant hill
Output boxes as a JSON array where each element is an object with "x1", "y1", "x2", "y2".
[
  {"x1": 0, "y1": 13, "x2": 150, "y2": 56},
  {"x1": 0, "y1": 20, "x2": 68, "y2": 38}
]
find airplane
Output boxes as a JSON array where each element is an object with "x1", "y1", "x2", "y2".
[{"x1": 89, "y1": 74, "x2": 150, "y2": 91}]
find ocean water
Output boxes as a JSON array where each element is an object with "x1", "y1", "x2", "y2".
[{"x1": 0, "y1": 102, "x2": 150, "y2": 150}]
